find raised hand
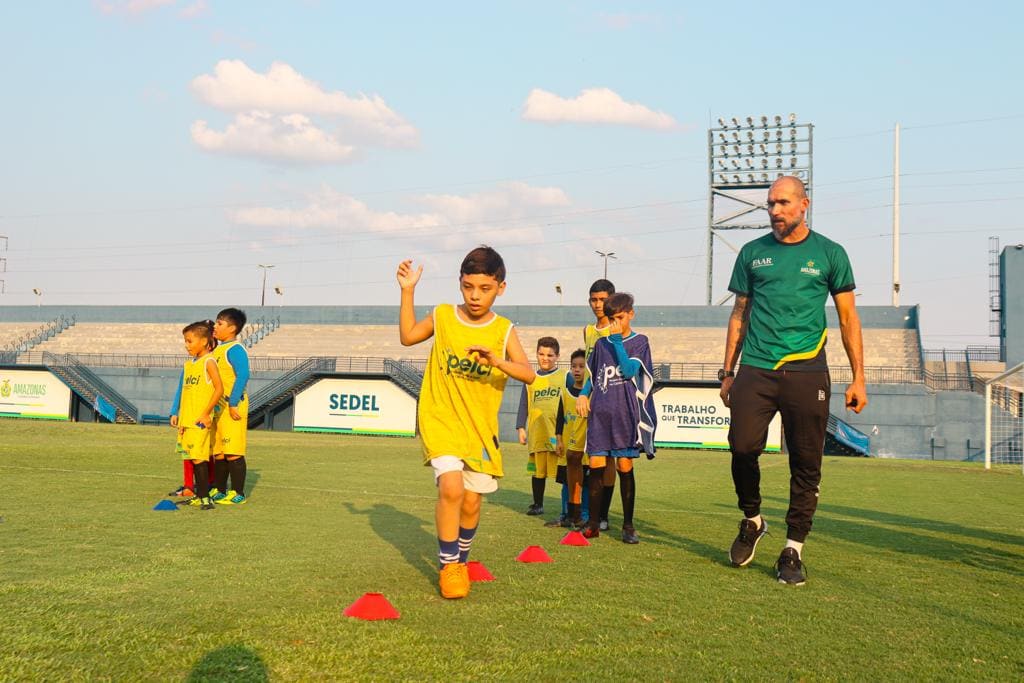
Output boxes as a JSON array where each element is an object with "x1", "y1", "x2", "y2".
[{"x1": 396, "y1": 259, "x2": 423, "y2": 290}]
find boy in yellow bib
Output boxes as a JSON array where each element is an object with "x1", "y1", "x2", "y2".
[
  {"x1": 397, "y1": 247, "x2": 535, "y2": 599},
  {"x1": 211, "y1": 307, "x2": 250, "y2": 505},
  {"x1": 516, "y1": 337, "x2": 563, "y2": 519}
]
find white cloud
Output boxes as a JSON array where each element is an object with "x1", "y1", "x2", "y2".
[
  {"x1": 522, "y1": 87, "x2": 678, "y2": 130},
  {"x1": 229, "y1": 182, "x2": 571, "y2": 252},
  {"x1": 94, "y1": 0, "x2": 175, "y2": 15},
  {"x1": 191, "y1": 111, "x2": 356, "y2": 164},
  {"x1": 179, "y1": 0, "x2": 208, "y2": 19},
  {"x1": 191, "y1": 60, "x2": 418, "y2": 147}
]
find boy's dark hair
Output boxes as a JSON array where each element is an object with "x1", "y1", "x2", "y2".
[
  {"x1": 603, "y1": 292, "x2": 634, "y2": 317},
  {"x1": 537, "y1": 336, "x2": 560, "y2": 354},
  {"x1": 182, "y1": 320, "x2": 216, "y2": 351},
  {"x1": 570, "y1": 348, "x2": 586, "y2": 362},
  {"x1": 217, "y1": 307, "x2": 247, "y2": 334},
  {"x1": 589, "y1": 279, "x2": 615, "y2": 295},
  {"x1": 461, "y1": 246, "x2": 506, "y2": 283}
]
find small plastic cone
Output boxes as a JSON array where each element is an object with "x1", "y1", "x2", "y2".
[
  {"x1": 516, "y1": 545, "x2": 553, "y2": 563},
  {"x1": 343, "y1": 593, "x2": 400, "y2": 620},
  {"x1": 466, "y1": 561, "x2": 495, "y2": 581},
  {"x1": 560, "y1": 530, "x2": 590, "y2": 546},
  {"x1": 153, "y1": 499, "x2": 177, "y2": 511}
]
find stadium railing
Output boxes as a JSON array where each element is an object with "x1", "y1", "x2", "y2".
[
  {"x1": 42, "y1": 351, "x2": 140, "y2": 424},
  {"x1": 2, "y1": 315, "x2": 75, "y2": 355}
]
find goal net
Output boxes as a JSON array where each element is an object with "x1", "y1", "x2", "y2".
[{"x1": 985, "y1": 363, "x2": 1023, "y2": 471}]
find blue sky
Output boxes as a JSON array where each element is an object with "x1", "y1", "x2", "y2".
[{"x1": 0, "y1": 1, "x2": 1022, "y2": 348}]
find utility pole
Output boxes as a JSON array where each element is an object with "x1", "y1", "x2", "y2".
[
  {"x1": 892, "y1": 123, "x2": 901, "y2": 306},
  {"x1": 258, "y1": 264, "x2": 275, "y2": 307}
]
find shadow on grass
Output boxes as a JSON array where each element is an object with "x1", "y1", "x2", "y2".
[
  {"x1": 760, "y1": 496, "x2": 1024, "y2": 577},
  {"x1": 243, "y1": 467, "x2": 261, "y2": 497},
  {"x1": 486, "y1": 485, "x2": 536, "y2": 516},
  {"x1": 187, "y1": 644, "x2": 268, "y2": 683},
  {"x1": 344, "y1": 502, "x2": 437, "y2": 588}
]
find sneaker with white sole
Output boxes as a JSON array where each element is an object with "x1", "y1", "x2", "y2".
[
  {"x1": 215, "y1": 490, "x2": 246, "y2": 505},
  {"x1": 776, "y1": 548, "x2": 807, "y2": 585},
  {"x1": 729, "y1": 518, "x2": 769, "y2": 567}
]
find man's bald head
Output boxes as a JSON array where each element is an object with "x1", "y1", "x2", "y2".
[{"x1": 770, "y1": 175, "x2": 807, "y2": 200}]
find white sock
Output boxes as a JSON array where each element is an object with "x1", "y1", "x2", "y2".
[
  {"x1": 746, "y1": 514, "x2": 763, "y2": 529},
  {"x1": 785, "y1": 539, "x2": 804, "y2": 557}
]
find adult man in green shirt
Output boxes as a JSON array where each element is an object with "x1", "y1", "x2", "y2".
[{"x1": 719, "y1": 175, "x2": 867, "y2": 585}]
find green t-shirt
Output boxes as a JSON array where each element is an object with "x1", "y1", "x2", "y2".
[{"x1": 728, "y1": 230, "x2": 855, "y2": 371}]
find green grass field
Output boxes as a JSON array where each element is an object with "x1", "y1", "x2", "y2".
[{"x1": 2, "y1": 420, "x2": 1022, "y2": 681}]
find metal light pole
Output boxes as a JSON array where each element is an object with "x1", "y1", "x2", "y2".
[
  {"x1": 892, "y1": 122, "x2": 901, "y2": 306},
  {"x1": 555, "y1": 283, "x2": 563, "y2": 305},
  {"x1": 258, "y1": 264, "x2": 275, "y2": 307},
  {"x1": 32, "y1": 288, "x2": 42, "y2": 308},
  {"x1": 595, "y1": 250, "x2": 617, "y2": 278}
]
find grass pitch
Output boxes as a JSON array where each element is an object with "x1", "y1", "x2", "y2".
[{"x1": 1, "y1": 420, "x2": 1022, "y2": 681}]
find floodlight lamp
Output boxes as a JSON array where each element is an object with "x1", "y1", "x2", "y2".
[
  {"x1": 790, "y1": 142, "x2": 797, "y2": 152},
  {"x1": 747, "y1": 173, "x2": 756, "y2": 182},
  {"x1": 720, "y1": 145, "x2": 728, "y2": 156},
  {"x1": 746, "y1": 131, "x2": 754, "y2": 141},
  {"x1": 731, "y1": 117, "x2": 739, "y2": 126},
  {"x1": 746, "y1": 144, "x2": 754, "y2": 154},
  {"x1": 718, "y1": 132, "x2": 726, "y2": 142},
  {"x1": 789, "y1": 128, "x2": 797, "y2": 139},
  {"x1": 731, "y1": 159, "x2": 739, "y2": 168},
  {"x1": 776, "y1": 143, "x2": 783, "y2": 153},
  {"x1": 777, "y1": 172, "x2": 784, "y2": 179},
  {"x1": 745, "y1": 116, "x2": 753, "y2": 126},
  {"x1": 717, "y1": 117, "x2": 726, "y2": 127},
  {"x1": 789, "y1": 113, "x2": 797, "y2": 124},
  {"x1": 775, "y1": 158, "x2": 783, "y2": 168},
  {"x1": 718, "y1": 174, "x2": 728, "y2": 183},
  {"x1": 745, "y1": 158, "x2": 753, "y2": 168},
  {"x1": 731, "y1": 131, "x2": 739, "y2": 141},
  {"x1": 760, "y1": 115, "x2": 768, "y2": 126},
  {"x1": 759, "y1": 143, "x2": 767, "y2": 153},
  {"x1": 732, "y1": 145, "x2": 740, "y2": 154},
  {"x1": 732, "y1": 174, "x2": 740, "y2": 183},
  {"x1": 775, "y1": 130, "x2": 782, "y2": 140},
  {"x1": 773, "y1": 115, "x2": 782, "y2": 126},
  {"x1": 760, "y1": 158, "x2": 768, "y2": 168},
  {"x1": 717, "y1": 159, "x2": 726, "y2": 169},
  {"x1": 790, "y1": 157, "x2": 797, "y2": 167},
  {"x1": 762, "y1": 131, "x2": 771, "y2": 141},
  {"x1": 761, "y1": 172, "x2": 769, "y2": 181}
]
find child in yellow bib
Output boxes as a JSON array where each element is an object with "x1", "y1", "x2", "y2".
[
  {"x1": 211, "y1": 307, "x2": 250, "y2": 506},
  {"x1": 170, "y1": 320, "x2": 223, "y2": 510},
  {"x1": 397, "y1": 247, "x2": 535, "y2": 600},
  {"x1": 515, "y1": 337, "x2": 564, "y2": 520}
]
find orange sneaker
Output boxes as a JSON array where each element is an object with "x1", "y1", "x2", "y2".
[{"x1": 439, "y1": 563, "x2": 470, "y2": 599}]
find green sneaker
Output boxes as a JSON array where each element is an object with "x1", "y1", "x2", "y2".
[
  {"x1": 210, "y1": 489, "x2": 227, "y2": 502},
  {"x1": 189, "y1": 496, "x2": 215, "y2": 510},
  {"x1": 216, "y1": 490, "x2": 246, "y2": 505}
]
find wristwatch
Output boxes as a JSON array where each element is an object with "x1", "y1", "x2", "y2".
[{"x1": 717, "y1": 368, "x2": 734, "y2": 382}]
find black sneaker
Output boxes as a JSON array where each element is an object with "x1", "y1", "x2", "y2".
[
  {"x1": 621, "y1": 525, "x2": 639, "y2": 544},
  {"x1": 776, "y1": 548, "x2": 806, "y2": 585},
  {"x1": 526, "y1": 504, "x2": 544, "y2": 516},
  {"x1": 729, "y1": 518, "x2": 768, "y2": 567}
]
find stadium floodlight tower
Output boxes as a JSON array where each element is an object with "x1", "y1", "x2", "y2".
[{"x1": 706, "y1": 113, "x2": 814, "y2": 304}]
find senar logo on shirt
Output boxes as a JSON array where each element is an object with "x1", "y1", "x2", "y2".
[
  {"x1": 445, "y1": 350, "x2": 493, "y2": 379},
  {"x1": 752, "y1": 257, "x2": 774, "y2": 269},
  {"x1": 800, "y1": 260, "x2": 821, "y2": 276}
]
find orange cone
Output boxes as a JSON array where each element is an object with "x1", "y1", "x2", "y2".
[
  {"x1": 343, "y1": 593, "x2": 400, "y2": 620},
  {"x1": 466, "y1": 561, "x2": 495, "y2": 581},
  {"x1": 516, "y1": 545, "x2": 553, "y2": 563},
  {"x1": 560, "y1": 530, "x2": 590, "y2": 546}
]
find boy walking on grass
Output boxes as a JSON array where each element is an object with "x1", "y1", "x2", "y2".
[{"x1": 397, "y1": 246, "x2": 535, "y2": 599}]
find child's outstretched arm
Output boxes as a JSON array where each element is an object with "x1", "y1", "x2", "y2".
[
  {"x1": 397, "y1": 259, "x2": 434, "y2": 345},
  {"x1": 465, "y1": 328, "x2": 535, "y2": 384}
]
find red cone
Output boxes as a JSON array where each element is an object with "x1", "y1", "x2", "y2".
[
  {"x1": 466, "y1": 561, "x2": 495, "y2": 581},
  {"x1": 516, "y1": 545, "x2": 553, "y2": 563},
  {"x1": 560, "y1": 530, "x2": 590, "y2": 546},
  {"x1": 343, "y1": 593, "x2": 400, "y2": 620}
]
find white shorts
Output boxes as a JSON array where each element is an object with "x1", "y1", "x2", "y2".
[{"x1": 430, "y1": 455, "x2": 499, "y2": 494}]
